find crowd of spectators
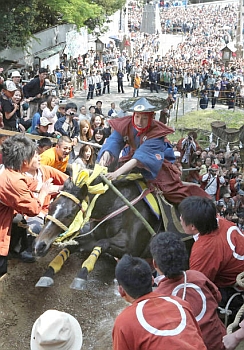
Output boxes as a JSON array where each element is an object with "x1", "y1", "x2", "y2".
[
  {"x1": 126, "y1": 1, "x2": 244, "y2": 107},
  {"x1": 1, "y1": 2, "x2": 244, "y2": 349},
  {"x1": 175, "y1": 132, "x2": 244, "y2": 231}
]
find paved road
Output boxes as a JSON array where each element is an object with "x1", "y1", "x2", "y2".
[{"x1": 67, "y1": 77, "x2": 228, "y2": 120}]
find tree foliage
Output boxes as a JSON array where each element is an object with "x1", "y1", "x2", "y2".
[{"x1": 0, "y1": 0, "x2": 125, "y2": 51}]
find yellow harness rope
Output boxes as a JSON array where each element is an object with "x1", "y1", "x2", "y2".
[{"x1": 54, "y1": 164, "x2": 109, "y2": 243}]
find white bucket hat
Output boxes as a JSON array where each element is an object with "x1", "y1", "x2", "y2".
[
  {"x1": 11, "y1": 70, "x2": 21, "y2": 77},
  {"x1": 30, "y1": 310, "x2": 83, "y2": 350}
]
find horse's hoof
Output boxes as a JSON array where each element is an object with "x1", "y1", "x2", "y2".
[
  {"x1": 35, "y1": 276, "x2": 54, "y2": 288},
  {"x1": 70, "y1": 277, "x2": 87, "y2": 290}
]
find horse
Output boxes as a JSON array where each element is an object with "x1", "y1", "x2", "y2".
[{"x1": 33, "y1": 168, "x2": 191, "y2": 290}]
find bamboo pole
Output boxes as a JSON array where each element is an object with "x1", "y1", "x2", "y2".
[
  {"x1": 79, "y1": 140, "x2": 102, "y2": 149},
  {"x1": 100, "y1": 173, "x2": 156, "y2": 236},
  {"x1": 0, "y1": 129, "x2": 57, "y2": 143}
]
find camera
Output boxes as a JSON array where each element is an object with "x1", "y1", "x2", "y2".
[
  {"x1": 70, "y1": 112, "x2": 75, "y2": 116},
  {"x1": 188, "y1": 135, "x2": 192, "y2": 141}
]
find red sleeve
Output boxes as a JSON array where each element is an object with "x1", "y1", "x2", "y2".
[
  {"x1": 41, "y1": 165, "x2": 68, "y2": 184},
  {"x1": 2, "y1": 177, "x2": 42, "y2": 216}
]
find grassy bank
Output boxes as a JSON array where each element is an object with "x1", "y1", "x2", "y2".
[{"x1": 167, "y1": 108, "x2": 244, "y2": 146}]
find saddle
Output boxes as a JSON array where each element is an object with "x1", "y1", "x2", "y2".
[{"x1": 136, "y1": 179, "x2": 184, "y2": 234}]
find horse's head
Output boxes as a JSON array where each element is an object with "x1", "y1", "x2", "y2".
[{"x1": 33, "y1": 177, "x2": 88, "y2": 257}]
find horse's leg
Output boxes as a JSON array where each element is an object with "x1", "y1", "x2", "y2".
[
  {"x1": 35, "y1": 247, "x2": 72, "y2": 287},
  {"x1": 70, "y1": 246, "x2": 102, "y2": 290},
  {"x1": 70, "y1": 229, "x2": 141, "y2": 290}
]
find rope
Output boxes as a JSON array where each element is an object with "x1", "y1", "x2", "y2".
[
  {"x1": 45, "y1": 214, "x2": 69, "y2": 232},
  {"x1": 236, "y1": 272, "x2": 244, "y2": 288},
  {"x1": 18, "y1": 220, "x2": 38, "y2": 237},
  {"x1": 218, "y1": 292, "x2": 242, "y2": 327},
  {"x1": 182, "y1": 271, "x2": 187, "y2": 301},
  {"x1": 227, "y1": 303, "x2": 244, "y2": 334},
  {"x1": 59, "y1": 191, "x2": 81, "y2": 206},
  {"x1": 226, "y1": 272, "x2": 244, "y2": 333}
]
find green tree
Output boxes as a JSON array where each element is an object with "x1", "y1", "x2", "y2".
[
  {"x1": 0, "y1": 0, "x2": 125, "y2": 51},
  {"x1": 0, "y1": 1, "x2": 38, "y2": 50}
]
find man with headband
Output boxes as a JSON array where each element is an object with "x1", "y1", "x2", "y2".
[{"x1": 98, "y1": 97, "x2": 208, "y2": 204}]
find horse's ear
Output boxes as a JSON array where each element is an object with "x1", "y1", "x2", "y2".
[
  {"x1": 63, "y1": 176, "x2": 73, "y2": 189},
  {"x1": 80, "y1": 184, "x2": 88, "y2": 198},
  {"x1": 65, "y1": 164, "x2": 73, "y2": 177}
]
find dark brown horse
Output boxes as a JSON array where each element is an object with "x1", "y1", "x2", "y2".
[{"x1": 33, "y1": 174, "x2": 190, "y2": 290}]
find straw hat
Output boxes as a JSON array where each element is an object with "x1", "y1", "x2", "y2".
[{"x1": 119, "y1": 96, "x2": 169, "y2": 112}]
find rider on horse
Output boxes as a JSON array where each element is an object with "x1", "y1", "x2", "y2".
[{"x1": 98, "y1": 96, "x2": 209, "y2": 204}]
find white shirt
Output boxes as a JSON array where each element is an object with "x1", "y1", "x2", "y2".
[{"x1": 202, "y1": 173, "x2": 225, "y2": 195}]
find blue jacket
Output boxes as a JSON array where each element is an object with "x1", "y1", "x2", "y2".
[{"x1": 54, "y1": 117, "x2": 79, "y2": 139}]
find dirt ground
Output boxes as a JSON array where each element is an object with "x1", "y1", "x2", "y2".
[
  {"x1": 1, "y1": 247, "x2": 244, "y2": 350},
  {"x1": 0, "y1": 248, "x2": 126, "y2": 350}
]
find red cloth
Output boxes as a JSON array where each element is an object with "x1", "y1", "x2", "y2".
[
  {"x1": 109, "y1": 116, "x2": 209, "y2": 204},
  {"x1": 109, "y1": 115, "x2": 174, "y2": 142},
  {"x1": 156, "y1": 270, "x2": 226, "y2": 350},
  {"x1": 229, "y1": 178, "x2": 237, "y2": 197},
  {"x1": 148, "y1": 160, "x2": 210, "y2": 203},
  {"x1": 190, "y1": 218, "x2": 244, "y2": 288},
  {"x1": 112, "y1": 292, "x2": 206, "y2": 350}
]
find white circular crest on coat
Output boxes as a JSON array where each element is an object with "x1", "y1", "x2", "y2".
[
  {"x1": 226, "y1": 226, "x2": 244, "y2": 260},
  {"x1": 136, "y1": 296, "x2": 186, "y2": 336},
  {"x1": 172, "y1": 283, "x2": 207, "y2": 321}
]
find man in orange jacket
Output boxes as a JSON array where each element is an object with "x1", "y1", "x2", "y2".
[{"x1": 0, "y1": 135, "x2": 63, "y2": 276}]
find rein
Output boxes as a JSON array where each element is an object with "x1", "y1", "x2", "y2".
[
  {"x1": 75, "y1": 187, "x2": 152, "y2": 239},
  {"x1": 90, "y1": 187, "x2": 151, "y2": 223}
]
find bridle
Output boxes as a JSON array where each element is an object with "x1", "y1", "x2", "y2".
[{"x1": 45, "y1": 191, "x2": 82, "y2": 232}]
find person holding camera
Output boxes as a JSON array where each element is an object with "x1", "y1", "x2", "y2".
[
  {"x1": 201, "y1": 164, "x2": 225, "y2": 201},
  {"x1": 177, "y1": 131, "x2": 200, "y2": 181},
  {"x1": 54, "y1": 102, "x2": 79, "y2": 144}
]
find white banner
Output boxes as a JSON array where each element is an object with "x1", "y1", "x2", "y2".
[{"x1": 65, "y1": 27, "x2": 88, "y2": 58}]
